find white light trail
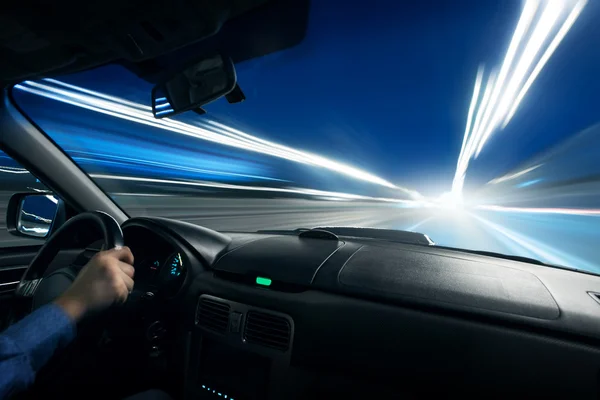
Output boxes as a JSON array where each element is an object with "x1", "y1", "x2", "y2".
[
  {"x1": 469, "y1": 0, "x2": 539, "y2": 160},
  {"x1": 90, "y1": 173, "x2": 417, "y2": 204},
  {"x1": 43, "y1": 78, "x2": 152, "y2": 111},
  {"x1": 455, "y1": 0, "x2": 539, "y2": 192},
  {"x1": 206, "y1": 120, "x2": 403, "y2": 191},
  {"x1": 456, "y1": 67, "x2": 484, "y2": 172},
  {"x1": 502, "y1": 0, "x2": 588, "y2": 127},
  {"x1": 0, "y1": 166, "x2": 30, "y2": 174},
  {"x1": 20, "y1": 226, "x2": 50, "y2": 235},
  {"x1": 452, "y1": 0, "x2": 587, "y2": 195},
  {"x1": 20, "y1": 210, "x2": 53, "y2": 223},
  {"x1": 475, "y1": 0, "x2": 563, "y2": 156},
  {"x1": 454, "y1": 71, "x2": 497, "y2": 191},
  {"x1": 487, "y1": 164, "x2": 542, "y2": 184},
  {"x1": 477, "y1": 204, "x2": 600, "y2": 216},
  {"x1": 468, "y1": 71, "x2": 497, "y2": 154},
  {"x1": 0, "y1": 161, "x2": 415, "y2": 204},
  {"x1": 15, "y1": 79, "x2": 419, "y2": 197},
  {"x1": 405, "y1": 216, "x2": 435, "y2": 232},
  {"x1": 45, "y1": 195, "x2": 58, "y2": 204}
]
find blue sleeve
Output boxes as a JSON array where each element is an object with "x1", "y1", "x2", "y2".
[{"x1": 0, "y1": 304, "x2": 76, "y2": 399}]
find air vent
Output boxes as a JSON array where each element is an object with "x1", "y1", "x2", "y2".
[
  {"x1": 244, "y1": 311, "x2": 291, "y2": 351},
  {"x1": 196, "y1": 297, "x2": 230, "y2": 333}
]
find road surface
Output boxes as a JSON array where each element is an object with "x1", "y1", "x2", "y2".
[{"x1": 2, "y1": 191, "x2": 598, "y2": 274}]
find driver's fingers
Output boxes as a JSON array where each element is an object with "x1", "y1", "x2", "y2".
[
  {"x1": 114, "y1": 275, "x2": 133, "y2": 304},
  {"x1": 118, "y1": 261, "x2": 135, "y2": 279},
  {"x1": 119, "y1": 270, "x2": 134, "y2": 293},
  {"x1": 116, "y1": 284, "x2": 129, "y2": 304},
  {"x1": 105, "y1": 246, "x2": 134, "y2": 266}
]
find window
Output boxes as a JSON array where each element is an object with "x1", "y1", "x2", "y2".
[{"x1": 0, "y1": 150, "x2": 50, "y2": 248}]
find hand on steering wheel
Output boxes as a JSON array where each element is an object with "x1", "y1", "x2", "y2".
[
  {"x1": 54, "y1": 247, "x2": 135, "y2": 321},
  {"x1": 14, "y1": 211, "x2": 132, "y2": 317}
]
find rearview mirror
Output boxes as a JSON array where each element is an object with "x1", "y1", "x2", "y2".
[
  {"x1": 152, "y1": 54, "x2": 237, "y2": 119},
  {"x1": 6, "y1": 193, "x2": 64, "y2": 238}
]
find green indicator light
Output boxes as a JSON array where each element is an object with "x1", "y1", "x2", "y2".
[{"x1": 256, "y1": 277, "x2": 272, "y2": 286}]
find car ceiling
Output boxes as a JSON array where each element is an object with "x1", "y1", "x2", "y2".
[{"x1": 0, "y1": 0, "x2": 310, "y2": 86}]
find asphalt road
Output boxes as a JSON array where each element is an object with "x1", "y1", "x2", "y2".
[{"x1": 2, "y1": 192, "x2": 599, "y2": 274}]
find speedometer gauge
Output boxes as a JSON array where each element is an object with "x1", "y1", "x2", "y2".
[
  {"x1": 167, "y1": 253, "x2": 183, "y2": 277},
  {"x1": 159, "y1": 252, "x2": 186, "y2": 296}
]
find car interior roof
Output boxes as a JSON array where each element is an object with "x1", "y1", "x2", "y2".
[{"x1": 0, "y1": 0, "x2": 310, "y2": 86}]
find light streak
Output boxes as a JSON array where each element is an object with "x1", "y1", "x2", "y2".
[
  {"x1": 467, "y1": 0, "x2": 539, "y2": 162},
  {"x1": 515, "y1": 178, "x2": 542, "y2": 188},
  {"x1": 0, "y1": 166, "x2": 30, "y2": 174},
  {"x1": 475, "y1": 0, "x2": 563, "y2": 156},
  {"x1": 477, "y1": 204, "x2": 600, "y2": 216},
  {"x1": 405, "y1": 216, "x2": 435, "y2": 232},
  {"x1": 457, "y1": 67, "x2": 484, "y2": 165},
  {"x1": 452, "y1": 0, "x2": 587, "y2": 195},
  {"x1": 206, "y1": 120, "x2": 404, "y2": 192},
  {"x1": 453, "y1": 0, "x2": 539, "y2": 194},
  {"x1": 15, "y1": 80, "x2": 418, "y2": 196},
  {"x1": 19, "y1": 226, "x2": 50, "y2": 235},
  {"x1": 110, "y1": 193, "x2": 176, "y2": 197},
  {"x1": 466, "y1": 71, "x2": 497, "y2": 158},
  {"x1": 20, "y1": 210, "x2": 53, "y2": 223},
  {"x1": 155, "y1": 109, "x2": 174, "y2": 116},
  {"x1": 488, "y1": 164, "x2": 542, "y2": 184},
  {"x1": 43, "y1": 78, "x2": 152, "y2": 111},
  {"x1": 503, "y1": 0, "x2": 588, "y2": 127},
  {"x1": 90, "y1": 173, "x2": 418, "y2": 204},
  {"x1": 45, "y1": 195, "x2": 58, "y2": 204}
]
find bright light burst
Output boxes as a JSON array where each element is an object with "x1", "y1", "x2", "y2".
[{"x1": 452, "y1": 0, "x2": 587, "y2": 196}]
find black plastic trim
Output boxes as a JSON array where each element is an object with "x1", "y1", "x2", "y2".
[{"x1": 0, "y1": 89, "x2": 128, "y2": 223}]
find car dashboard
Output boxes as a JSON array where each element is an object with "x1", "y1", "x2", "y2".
[
  {"x1": 119, "y1": 217, "x2": 600, "y2": 399},
  {"x1": 125, "y1": 224, "x2": 187, "y2": 298}
]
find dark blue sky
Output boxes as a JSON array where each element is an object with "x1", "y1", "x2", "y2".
[{"x1": 14, "y1": 0, "x2": 600, "y2": 197}]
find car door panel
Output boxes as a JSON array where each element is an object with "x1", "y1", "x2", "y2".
[
  {"x1": 0, "y1": 246, "x2": 83, "y2": 328},
  {"x1": 0, "y1": 245, "x2": 40, "y2": 328}
]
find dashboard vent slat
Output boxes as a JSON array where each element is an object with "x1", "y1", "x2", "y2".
[
  {"x1": 196, "y1": 297, "x2": 230, "y2": 333},
  {"x1": 244, "y1": 311, "x2": 291, "y2": 351}
]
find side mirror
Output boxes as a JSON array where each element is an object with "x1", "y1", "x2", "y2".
[
  {"x1": 151, "y1": 53, "x2": 239, "y2": 119},
  {"x1": 6, "y1": 193, "x2": 65, "y2": 239}
]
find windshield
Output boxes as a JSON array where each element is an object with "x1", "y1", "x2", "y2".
[{"x1": 11, "y1": 0, "x2": 600, "y2": 273}]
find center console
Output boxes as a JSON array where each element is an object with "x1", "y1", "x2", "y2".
[{"x1": 186, "y1": 295, "x2": 294, "y2": 400}]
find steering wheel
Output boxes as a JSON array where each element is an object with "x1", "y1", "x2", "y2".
[{"x1": 14, "y1": 211, "x2": 124, "y2": 312}]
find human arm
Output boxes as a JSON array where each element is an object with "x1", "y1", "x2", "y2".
[{"x1": 0, "y1": 246, "x2": 134, "y2": 399}]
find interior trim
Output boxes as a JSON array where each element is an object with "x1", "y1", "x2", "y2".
[{"x1": 0, "y1": 89, "x2": 128, "y2": 223}]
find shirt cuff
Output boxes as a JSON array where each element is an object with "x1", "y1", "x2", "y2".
[{"x1": 3, "y1": 304, "x2": 76, "y2": 372}]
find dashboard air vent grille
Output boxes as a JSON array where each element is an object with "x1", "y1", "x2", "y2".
[
  {"x1": 244, "y1": 311, "x2": 291, "y2": 351},
  {"x1": 196, "y1": 297, "x2": 230, "y2": 333}
]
